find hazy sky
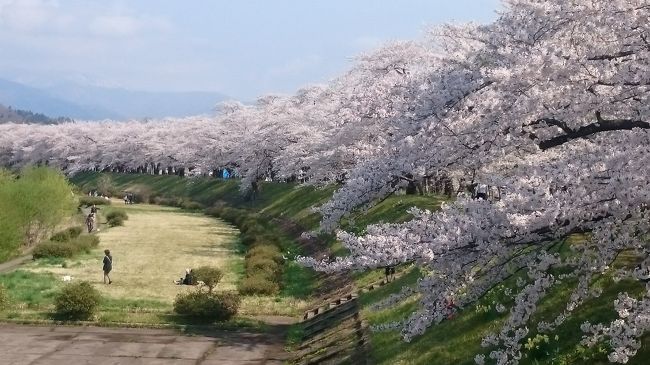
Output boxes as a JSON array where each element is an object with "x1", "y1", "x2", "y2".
[{"x1": 0, "y1": 0, "x2": 501, "y2": 100}]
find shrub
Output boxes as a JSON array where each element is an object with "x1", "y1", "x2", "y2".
[
  {"x1": 54, "y1": 281, "x2": 101, "y2": 320},
  {"x1": 106, "y1": 210, "x2": 128, "y2": 221},
  {"x1": 78, "y1": 196, "x2": 111, "y2": 207},
  {"x1": 245, "y1": 256, "x2": 281, "y2": 278},
  {"x1": 107, "y1": 216, "x2": 124, "y2": 227},
  {"x1": 128, "y1": 184, "x2": 153, "y2": 203},
  {"x1": 33, "y1": 235, "x2": 100, "y2": 258},
  {"x1": 0, "y1": 284, "x2": 9, "y2": 310},
  {"x1": 219, "y1": 207, "x2": 247, "y2": 226},
  {"x1": 33, "y1": 241, "x2": 76, "y2": 259},
  {"x1": 239, "y1": 274, "x2": 280, "y2": 295},
  {"x1": 215, "y1": 292, "x2": 241, "y2": 320},
  {"x1": 181, "y1": 200, "x2": 204, "y2": 210},
  {"x1": 204, "y1": 205, "x2": 224, "y2": 217},
  {"x1": 253, "y1": 233, "x2": 282, "y2": 247},
  {"x1": 173, "y1": 291, "x2": 240, "y2": 321},
  {"x1": 106, "y1": 210, "x2": 128, "y2": 227},
  {"x1": 193, "y1": 266, "x2": 223, "y2": 293},
  {"x1": 153, "y1": 196, "x2": 178, "y2": 207},
  {"x1": 246, "y1": 244, "x2": 283, "y2": 263},
  {"x1": 238, "y1": 217, "x2": 262, "y2": 233},
  {"x1": 50, "y1": 226, "x2": 83, "y2": 242}
]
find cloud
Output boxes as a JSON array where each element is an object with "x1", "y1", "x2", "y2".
[
  {"x1": 0, "y1": 0, "x2": 65, "y2": 33},
  {"x1": 0, "y1": 0, "x2": 171, "y2": 37},
  {"x1": 89, "y1": 15, "x2": 171, "y2": 37}
]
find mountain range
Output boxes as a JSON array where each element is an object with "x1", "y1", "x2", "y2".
[
  {"x1": 0, "y1": 103, "x2": 72, "y2": 124},
  {"x1": 0, "y1": 78, "x2": 230, "y2": 120}
]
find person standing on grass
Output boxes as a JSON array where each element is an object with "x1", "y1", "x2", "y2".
[
  {"x1": 103, "y1": 249, "x2": 113, "y2": 284},
  {"x1": 85, "y1": 213, "x2": 95, "y2": 233}
]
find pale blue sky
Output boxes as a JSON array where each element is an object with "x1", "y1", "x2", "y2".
[{"x1": 0, "y1": 0, "x2": 501, "y2": 100}]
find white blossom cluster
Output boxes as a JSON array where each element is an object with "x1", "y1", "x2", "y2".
[{"x1": 1, "y1": 0, "x2": 649, "y2": 363}]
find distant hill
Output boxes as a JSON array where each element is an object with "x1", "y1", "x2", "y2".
[
  {"x1": 0, "y1": 78, "x2": 231, "y2": 120},
  {"x1": 0, "y1": 78, "x2": 117, "y2": 120},
  {"x1": 0, "y1": 103, "x2": 72, "y2": 124},
  {"x1": 45, "y1": 82, "x2": 230, "y2": 119}
]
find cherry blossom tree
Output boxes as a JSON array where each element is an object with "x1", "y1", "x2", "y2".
[{"x1": 301, "y1": 1, "x2": 650, "y2": 363}]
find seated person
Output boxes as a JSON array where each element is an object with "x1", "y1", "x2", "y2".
[{"x1": 175, "y1": 268, "x2": 194, "y2": 285}]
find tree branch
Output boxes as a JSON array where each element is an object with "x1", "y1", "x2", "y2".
[{"x1": 538, "y1": 112, "x2": 649, "y2": 150}]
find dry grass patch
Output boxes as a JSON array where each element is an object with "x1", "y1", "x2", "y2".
[{"x1": 26, "y1": 201, "x2": 241, "y2": 304}]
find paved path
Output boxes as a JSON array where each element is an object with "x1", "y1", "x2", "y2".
[{"x1": 0, "y1": 324, "x2": 289, "y2": 365}]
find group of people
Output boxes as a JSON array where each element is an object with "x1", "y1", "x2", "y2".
[
  {"x1": 85, "y1": 204, "x2": 100, "y2": 233},
  {"x1": 123, "y1": 193, "x2": 135, "y2": 204},
  {"x1": 456, "y1": 179, "x2": 503, "y2": 201}
]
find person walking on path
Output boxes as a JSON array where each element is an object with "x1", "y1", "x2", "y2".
[
  {"x1": 90, "y1": 204, "x2": 99, "y2": 214},
  {"x1": 102, "y1": 249, "x2": 113, "y2": 284},
  {"x1": 85, "y1": 213, "x2": 95, "y2": 233}
]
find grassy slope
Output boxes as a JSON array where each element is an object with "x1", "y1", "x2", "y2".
[{"x1": 68, "y1": 173, "x2": 649, "y2": 364}]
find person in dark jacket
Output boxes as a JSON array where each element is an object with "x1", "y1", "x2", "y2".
[
  {"x1": 175, "y1": 268, "x2": 194, "y2": 285},
  {"x1": 102, "y1": 249, "x2": 112, "y2": 284}
]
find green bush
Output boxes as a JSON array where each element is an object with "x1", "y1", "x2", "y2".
[
  {"x1": 240, "y1": 227, "x2": 273, "y2": 247},
  {"x1": 246, "y1": 244, "x2": 283, "y2": 263},
  {"x1": 78, "y1": 196, "x2": 111, "y2": 207},
  {"x1": 245, "y1": 256, "x2": 281, "y2": 279},
  {"x1": 181, "y1": 200, "x2": 204, "y2": 210},
  {"x1": 193, "y1": 266, "x2": 223, "y2": 293},
  {"x1": 107, "y1": 216, "x2": 124, "y2": 227},
  {"x1": 33, "y1": 241, "x2": 76, "y2": 259},
  {"x1": 33, "y1": 235, "x2": 100, "y2": 259},
  {"x1": 106, "y1": 210, "x2": 128, "y2": 221},
  {"x1": 219, "y1": 207, "x2": 247, "y2": 226},
  {"x1": 204, "y1": 205, "x2": 224, "y2": 217},
  {"x1": 50, "y1": 226, "x2": 83, "y2": 242},
  {"x1": 104, "y1": 209, "x2": 127, "y2": 227},
  {"x1": 173, "y1": 291, "x2": 240, "y2": 321},
  {"x1": 239, "y1": 274, "x2": 280, "y2": 295},
  {"x1": 128, "y1": 184, "x2": 153, "y2": 203},
  {"x1": 0, "y1": 283, "x2": 9, "y2": 310},
  {"x1": 153, "y1": 196, "x2": 179, "y2": 207},
  {"x1": 106, "y1": 210, "x2": 128, "y2": 227},
  {"x1": 54, "y1": 281, "x2": 101, "y2": 320},
  {"x1": 238, "y1": 217, "x2": 262, "y2": 233}
]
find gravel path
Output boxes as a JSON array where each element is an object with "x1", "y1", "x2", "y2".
[{"x1": 0, "y1": 324, "x2": 289, "y2": 365}]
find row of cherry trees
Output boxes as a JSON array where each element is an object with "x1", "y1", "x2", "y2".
[{"x1": 1, "y1": 1, "x2": 649, "y2": 363}]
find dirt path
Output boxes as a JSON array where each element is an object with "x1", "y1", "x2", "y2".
[
  {"x1": 0, "y1": 253, "x2": 32, "y2": 274},
  {"x1": 0, "y1": 324, "x2": 289, "y2": 365}
]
